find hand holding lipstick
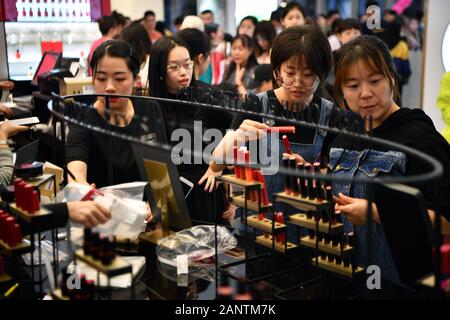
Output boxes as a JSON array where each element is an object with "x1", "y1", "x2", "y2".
[
  {"x1": 333, "y1": 193, "x2": 380, "y2": 226},
  {"x1": 282, "y1": 152, "x2": 306, "y2": 165},
  {"x1": 237, "y1": 119, "x2": 268, "y2": 141}
]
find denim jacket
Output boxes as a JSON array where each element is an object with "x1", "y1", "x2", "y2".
[
  {"x1": 328, "y1": 147, "x2": 407, "y2": 283},
  {"x1": 257, "y1": 91, "x2": 334, "y2": 198}
]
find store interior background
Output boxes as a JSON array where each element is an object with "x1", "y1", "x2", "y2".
[{"x1": 1, "y1": 0, "x2": 449, "y2": 132}]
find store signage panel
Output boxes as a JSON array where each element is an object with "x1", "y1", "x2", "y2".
[{"x1": 1, "y1": 0, "x2": 103, "y2": 22}]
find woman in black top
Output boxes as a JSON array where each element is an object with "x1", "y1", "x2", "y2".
[
  {"x1": 176, "y1": 28, "x2": 233, "y2": 134},
  {"x1": 328, "y1": 35, "x2": 450, "y2": 283},
  {"x1": 148, "y1": 36, "x2": 234, "y2": 224},
  {"x1": 66, "y1": 40, "x2": 163, "y2": 188}
]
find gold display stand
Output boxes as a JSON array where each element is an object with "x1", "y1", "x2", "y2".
[
  {"x1": 289, "y1": 213, "x2": 344, "y2": 234},
  {"x1": 313, "y1": 256, "x2": 364, "y2": 278},
  {"x1": 255, "y1": 235, "x2": 297, "y2": 253},
  {"x1": 273, "y1": 189, "x2": 361, "y2": 279},
  {"x1": 0, "y1": 239, "x2": 33, "y2": 255},
  {"x1": 74, "y1": 249, "x2": 132, "y2": 278},
  {"x1": 299, "y1": 236, "x2": 353, "y2": 256}
]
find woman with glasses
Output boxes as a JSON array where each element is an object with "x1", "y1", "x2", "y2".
[
  {"x1": 176, "y1": 28, "x2": 234, "y2": 134},
  {"x1": 148, "y1": 36, "x2": 235, "y2": 225},
  {"x1": 200, "y1": 26, "x2": 336, "y2": 197}
]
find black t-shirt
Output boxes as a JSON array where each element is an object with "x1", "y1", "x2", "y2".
[
  {"x1": 66, "y1": 98, "x2": 163, "y2": 188},
  {"x1": 156, "y1": 89, "x2": 236, "y2": 224},
  {"x1": 230, "y1": 90, "x2": 340, "y2": 161},
  {"x1": 328, "y1": 108, "x2": 450, "y2": 220}
]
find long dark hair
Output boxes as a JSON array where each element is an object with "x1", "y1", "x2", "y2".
[
  {"x1": 120, "y1": 22, "x2": 152, "y2": 66},
  {"x1": 333, "y1": 35, "x2": 398, "y2": 109},
  {"x1": 254, "y1": 21, "x2": 276, "y2": 57},
  {"x1": 176, "y1": 28, "x2": 211, "y2": 68},
  {"x1": 90, "y1": 39, "x2": 140, "y2": 78},
  {"x1": 223, "y1": 34, "x2": 258, "y2": 83},
  {"x1": 149, "y1": 36, "x2": 195, "y2": 98},
  {"x1": 97, "y1": 15, "x2": 117, "y2": 36}
]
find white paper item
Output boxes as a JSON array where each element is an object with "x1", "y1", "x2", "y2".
[
  {"x1": 176, "y1": 254, "x2": 189, "y2": 275},
  {"x1": 93, "y1": 194, "x2": 147, "y2": 238}
]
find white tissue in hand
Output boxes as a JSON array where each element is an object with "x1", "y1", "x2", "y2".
[
  {"x1": 64, "y1": 182, "x2": 95, "y2": 201},
  {"x1": 94, "y1": 194, "x2": 147, "y2": 238}
]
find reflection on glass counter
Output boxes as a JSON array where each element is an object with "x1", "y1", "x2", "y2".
[{"x1": 5, "y1": 22, "x2": 101, "y2": 80}]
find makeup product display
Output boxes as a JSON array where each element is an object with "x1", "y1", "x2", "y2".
[
  {"x1": 82, "y1": 228, "x2": 116, "y2": 266},
  {"x1": 72, "y1": 230, "x2": 132, "y2": 291},
  {"x1": 53, "y1": 268, "x2": 96, "y2": 301},
  {"x1": 0, "y1": 211, "x2": 30, "y2": 253},
  {"x1": 271, "y1": 166, "x2": 363, "y2": 278}
]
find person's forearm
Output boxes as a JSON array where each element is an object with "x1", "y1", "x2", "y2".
[
  {"x1": 209, "y1": 130, "x2": 239, "y2": 172},
  {"x1": 67, "y1": 161, "x2": 88, "y2": 184}
]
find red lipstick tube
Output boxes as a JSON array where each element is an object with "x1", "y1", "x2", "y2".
[
  {"x1": 23, "y1": 184, "x2": 34, "y2": 214},
  {"x1": 251, "y1": 169, "x2": 260, "y2": 202},
  {"x1": 13, "y1": 223, "x2": 23, "y2": 247},
  {"x1": 278, "y1": 212, "x2": 286, "y2": 244},
  {"x1": 266, "y1": 126, "x2": 296, "y2": 134},
  {"x1": 14, "y1": 179, "x2": 23, "y2": 208},
  {"x1": 274, "y1": 213, "x2": 281, "y2": 243},
  {"x1": 244, "y1": 151, "x2": 253, "y2": 182},
  {"x1": 238, "y1": 149, "x2": 246, "y2": 179},
  {"x1": 32, "y1": 191, "x2": 40, "y2": 213},
  {"x1": 5, "y1": 216, "x2": 17, "y2": 247},
  {"x1": 283, "y1": 157, "x2": 292, "y2": 195},
  {"x1": 233, "y1": 146, "x2": 241, "y2": 179},
  {"x1": 282, "y1": 135, "x2": 293, "y2": 155},
  {"x1": 256, "y1": 171, "x2": 269, "y2": 206},
  {"x1": 0, "y1": 212, "x2": 9, "y2": 242},
  {"x1": 15, "y1": 180, "x2": 26, "y2": 209}
]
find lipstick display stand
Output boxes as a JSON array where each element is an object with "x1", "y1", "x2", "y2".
[
  {"x1": 218, "y1": 174, "x2": 298, "y2": 253},
  {"x1": 273, "y1": 192, "x2": 364, "y2": 279},
  {"x1": 52, "y1": 231, "x2": 134, "y2": 300},
  {"x1": 215, "y1": 174, "x2": 300, "y2": 296},
  {"x1": 70, "y1": 249, "x2": 133, "y2": 300},
  {"x1": 1, "y1": 173, "x2": 62, "y2": 298},
  {"x1": 7, "y1": 203, "x2": 59, "y2": 297}
]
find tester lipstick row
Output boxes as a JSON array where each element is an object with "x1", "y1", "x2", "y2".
[
  {"x1": 0, "y1": 211, "x2": 23, "y2": 248},
  {"x1": 83, "y1": 228, "x2": 116, "y2": 265},
  {"x1": 318, "y1": 253, "x2": 353, "y2": 269},
  {"x1": 233, "y1": 147, "x2": 269, "y2": 206},
  {"x1": 282, "y1": 158, "x2": 326, "y2": 201},
  {"x1": 14, "y1": 179, "x2": 40, "y2": 214},
  {"x1": 307, "y1": 230, "x2": 349, "y2": 249}
]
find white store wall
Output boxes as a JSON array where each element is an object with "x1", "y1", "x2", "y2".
[
  {"x1": 421, "y1": 0, "x2": 449, "y2": 132},
  {"x1": 110, "y1": 0, "x2": 164, "y2": 21}
]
